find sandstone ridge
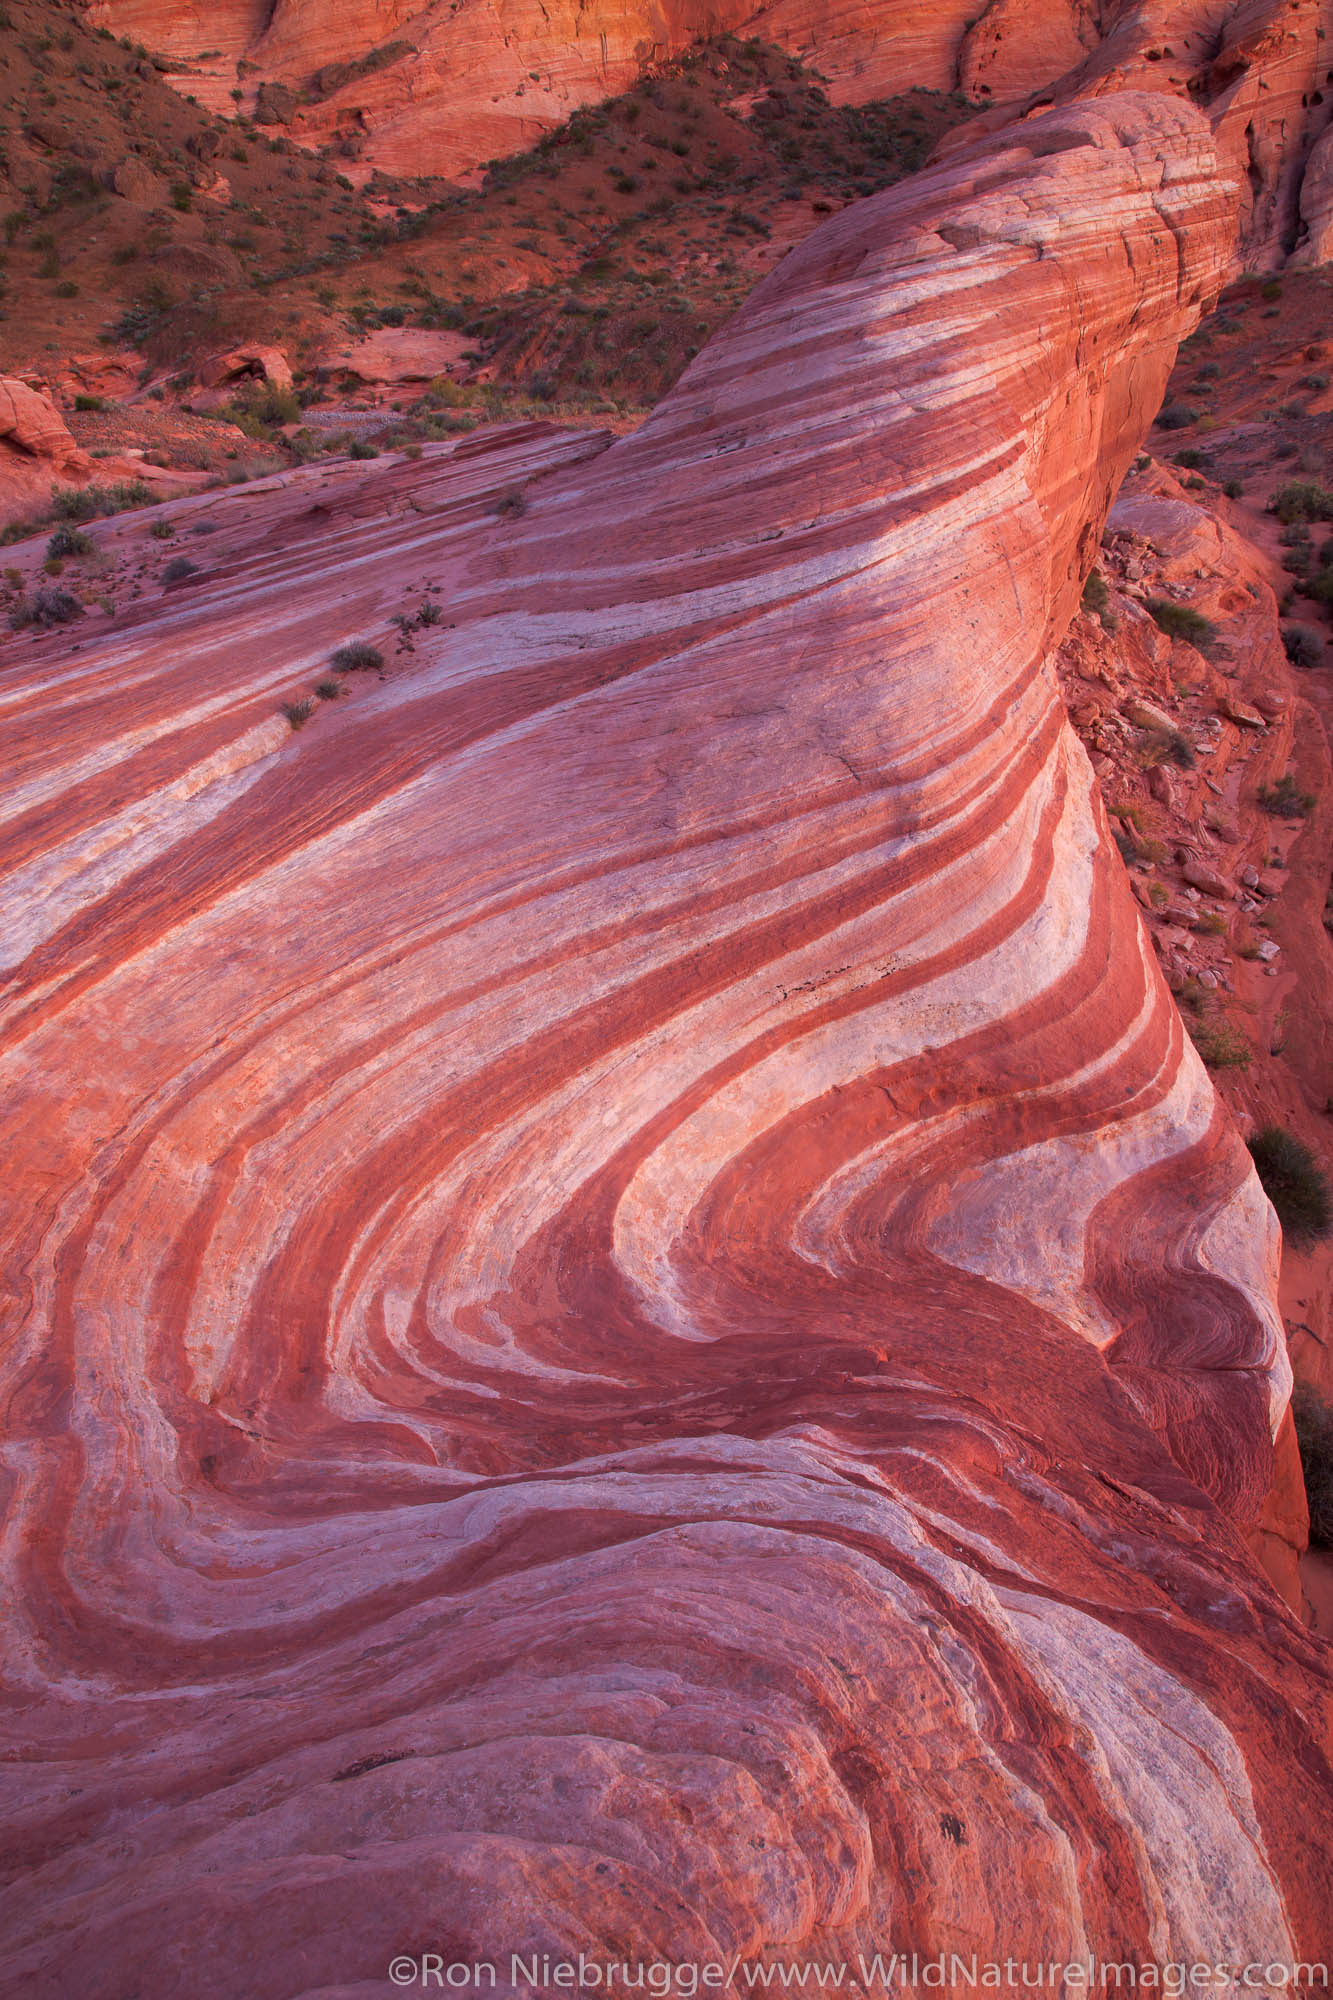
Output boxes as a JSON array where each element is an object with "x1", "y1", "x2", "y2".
[
  {"x1": 79, "y1": 0, "x2": 1333, "y2": 214},
  {"x1": 2, "y1": 35, "x2": 1332, "y2": 1991}
]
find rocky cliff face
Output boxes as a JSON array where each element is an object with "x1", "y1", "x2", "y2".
[
  {"x1": 80, "y1": 0, "x2": 1332, "y2": 202},
  {"x1": 2, "y1": 23, "x2": 1332, "y2": 1987},
  {"x1": 79, "y1": 0, "x2": 1040, "y2": 174}
]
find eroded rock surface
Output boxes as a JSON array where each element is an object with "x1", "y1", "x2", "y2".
[
  {"x1": 0, "y1": 375, "x2": 92, "y2": 526},
  {"x1": 79, "y1": 0, "x2": 1333, "y2": 224},
  {"x1": 2, "y1": 66, "x2": 1331, "y2": 1995}
]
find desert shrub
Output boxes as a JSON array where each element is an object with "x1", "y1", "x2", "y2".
[
  {"x1": 1186, "y1": 1014, "x2": 1251, "y2": 1070},
  {"x1": 226, "y1": 382, "x2": 302, "y2": 436},
  {"x1": 1145, "y1": 597, "x2": 1218, "y2": 650},
  {"x1": 313, "y1": 678, "x2": 343, "y2": 700},
  {"x1": 1223, "y1": 478, "x2": 1244, "y2": 499},
  {"x1": 491, "y1": 488, "x2": 527, "y2": 518},
  {"x1": 52, "y1": 480, "x2": 151, "y2": 522},
  {"x1": 170, "y1": 181, "x2": 194, "y2": 212},
  {"x1": 1293, "y1": 1385, "x2": 1333, "y2": 1547},
  {"x1": 1283, "y1": 626, "x2": 1323, "y2": 668},
  {"x1": 162, "y1": 556, "x2": 198, "y2": 583},
  {"x1": 1271, "y1": 481, "x2": 1333, "y2": 525},
  {"x1": 150, "y1": 519, "x2": 175, "y2": 540},
  {"x1": 1081, "y1": 568, "x2": 1112, "y2": 625},
  {"x1": 47, "y1": 524, "x2": 93, "y2": 559},
  {"x1": 330, "y1": 640, "x2": 383, "y2": 673},
  {"x1": 8, "y1": 586, "x2": 84, "y2": 630},
  {"x1": 1248, "y1": 1126, "x2": 1332, "y2": 1250},
  {"x1": 347, "y1": 438, "x2": 379, "y2": 460},
  {"x1": 415, "y1": 599, "x2": 445, "y2": 626},
  {"x1": 281, "y1": 698, "x2": 315, "y2": 729},
  {"x1": 1258, "y1": 773, "x2": 1316, "y2": 817},
  {"x1": 1156, "y1": 403, "x2": 1197, "y2": 430},
  {"x1": 1173, "y1": 448, "x2": 1208, "y2": 470}
]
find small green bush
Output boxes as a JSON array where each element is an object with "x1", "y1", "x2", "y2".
[
  {"x1": 1293, "y1": 1385, "x2": 1333, "y2": 1547},
  {"x1": 73, "y1": 393, "x2": 105, "y2": 413},
  {"x1": 1186, "y1": 1013, "x2": 1251, "y2": 1070},
  {"x1": 1156, "y1": 403, "x2": 1198, "y2": 431},
  {"x1": 8, "y1": 586, "x2": 84, "y2": 630},
  {"x1": 1081, "y1": 568, "x2": 1111, "y2": 623},
  {"x1": 313, "y1": 677, "x2": 343, "y2": 700},
  {"x1": 162, "y1": 556, "x2": 198, "y2": 584},
  {"x1": 330, "y1": 640, "x2": 383, "y2": 673},
  {"x1": 347, "y1": 438, "x2": 379, "y2": 460},
  {"x1": 150, "y1": 519, "x2": 175, "y2": 540},
  {"x1": 52, "y1": 480, "x2": 151, "y2": 523},
  {"x1": 47, "y1": 524, "x2": 93, "y2": 560},
  {"x1": 1257, "y1": 773, "x2": 1316, "y2": 818},
  {"x1": 281, "y1": 698, "x2": 315, "y2": 729},
  {"x1": 1145, "y1": 597, "x2": 1218, "y2": 651},
  {"x1": 1283, "y1": 626, "x2": 1323, "y2": 668},
  {"x1": 491, "y1": 488, "x2": 527, "y2": 519},
  {"x1": 1248, "y1": 1126, "x2": 1332, "y2": 1250},
  {"x1": 1271, "y1": 481, "x2": 1333, "y2": 526}
]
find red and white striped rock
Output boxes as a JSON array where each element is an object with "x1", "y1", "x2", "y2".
[{"x1": 1, "y1": 62, "x2": 1331, "y2": 2000}]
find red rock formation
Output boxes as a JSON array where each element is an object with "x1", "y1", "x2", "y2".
[
  {"x1": 77, "y1": 0, "x2": 1088, "y2": 177},
  {"x1": 0, "y1": 375, "x2": 92, "y2": 526},
  {"x1": 79, "y1": 0, "x2": 1333, "y2": 220},
  {"x1": 1, "y1": 58, "x2": 1331, "y2": 1992}
]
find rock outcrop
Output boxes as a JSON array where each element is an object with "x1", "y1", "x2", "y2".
[
  {"x1": 80, "y1": 0, "x2": 1333, "y2": 225},
  {"x1": 1, "y1": 48, "x2": 1331, "y2": 1997},
  {"x1": 0, "y1": 375, "x2": 91, "y2": 526}
]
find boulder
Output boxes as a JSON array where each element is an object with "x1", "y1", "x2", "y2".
[
  {"x1": 0, "y1": 377, "x2": 91, "y2": 528},
  {"x1": 1221, "y1": 697, "x2": 1266, "y2": 727},
  {"x1": 1182, "y1": 858, "x2": 1234, "y2": 899},
  {"x1": 109, "y1": 155, "x2": 166, "y2": 207},
  {"x1": 198, "y1": 345, "x2": 295, "y2": 393},
  {"x1": 1124, "y1": 696, "x2": 1176, "y2": 733},
  {"x1": 318, "y1": 328, "x2": 471, "y2": 390}
]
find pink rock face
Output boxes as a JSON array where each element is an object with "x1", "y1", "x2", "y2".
[
  {"x1": 76, "y1": 0, "x2": 1093, "y2": 178},
  {"x1": 0, "y1": 375, "x2": 87, "y2": 466},
  {"x1": 0, "y1": 375, "x2": 91, "y2": 526},
  {"x1": 2, "y1": 64, "x2": 1332, "y2": 2000}
]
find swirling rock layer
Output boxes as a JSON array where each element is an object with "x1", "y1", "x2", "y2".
[{"x1": 1, "y1": 55, "x2": 1332, "y2": 2000}]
